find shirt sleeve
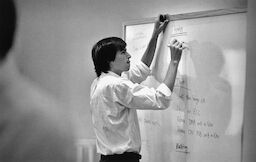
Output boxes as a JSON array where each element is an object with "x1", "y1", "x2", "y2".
[
  {"x1": 122, "y1": 61, "x2": 151, "y2": 84},
  {"x1": 112, "y1": 79, "x2": 172, "y2": 110}
]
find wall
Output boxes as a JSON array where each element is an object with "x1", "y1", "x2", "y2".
[{"x1": 14, "y1": 0, "x2": 247, "y2": 140}]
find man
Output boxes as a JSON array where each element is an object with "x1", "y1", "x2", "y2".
[
  {"x1": 0, "y1": 0, "x2": 76, "y2": 161},
  {"x1": 90, "y1": 14, "x2": 184, "y2": 162}
]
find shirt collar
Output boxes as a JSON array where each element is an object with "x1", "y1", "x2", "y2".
[{"x1": 100, "y1": 71, "x2": 121, "y2": 78}]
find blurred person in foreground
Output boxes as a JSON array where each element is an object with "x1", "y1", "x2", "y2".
[{"x1": 0, "y1": 0, "x2": 76, "y2": 161}]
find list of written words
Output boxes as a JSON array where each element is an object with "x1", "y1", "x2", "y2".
[{"x1": 175, "y1": 93, "x2": 220, "y2": 140}]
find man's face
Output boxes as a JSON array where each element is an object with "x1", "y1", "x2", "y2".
[{"x1": 110, "y1": 49, "x2": 131, "y2": 76}]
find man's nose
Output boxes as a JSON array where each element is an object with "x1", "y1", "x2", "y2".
[{"x1": 126, "y1": 52, "x2": 131, "y2": 58}]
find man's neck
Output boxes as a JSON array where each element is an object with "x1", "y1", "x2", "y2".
[{"x1": 109, "y1": 69, "x2": 122, "y2": 76}]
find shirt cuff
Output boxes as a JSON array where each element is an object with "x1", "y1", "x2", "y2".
[
  {"x1": 138, "y1": 61, "x2": 151, "y2": 75},
  {"x1": 156, "y1": 83, "x2": 172, "y2": 98}
]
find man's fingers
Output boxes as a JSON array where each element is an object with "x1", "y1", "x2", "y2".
[
  {"x1": 170, "y1": 39, "x2": 177, "y2": 45},
  {"x1": 169, "y1": 40, "x2": 187, "y2": 49},
  {"x1": 174, "y1": 41, "x2": 181, "y2": 47},
  {"x1": 159, "y1": 14, "x2": 165, "y2": 22}
]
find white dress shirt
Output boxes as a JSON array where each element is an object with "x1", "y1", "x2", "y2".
[{"x1": 90, "y1": 62, "x2": 172, "y2": 155}]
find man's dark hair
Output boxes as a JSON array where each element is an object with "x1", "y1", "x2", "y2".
[
  {"x1": 92, "y1": 37, "x2": 126, "y2": 77},
  {"x1": 0, "y1": 0, "x2": 17, "y2": 61}
]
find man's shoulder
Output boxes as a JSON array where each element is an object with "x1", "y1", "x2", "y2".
[{"x1": 95, "y1": 74, "x2": 133, "y2": 92}]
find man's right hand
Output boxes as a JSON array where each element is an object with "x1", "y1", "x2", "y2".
[{"x1": 153, "y1": 14, "x2": 169, "y2": 36}]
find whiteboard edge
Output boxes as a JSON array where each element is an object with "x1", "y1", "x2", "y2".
[{"x1": 122, "y1": 7, "x2": 247, "y2": 40}]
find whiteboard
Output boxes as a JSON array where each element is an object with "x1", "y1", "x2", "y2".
[{"x1": 123, "y1": 8, "x2": 246, "y2": 162}]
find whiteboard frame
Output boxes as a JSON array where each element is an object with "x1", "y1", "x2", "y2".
[{"x1": 122, "y1": 7, "x2": 247, "y2": 41}]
